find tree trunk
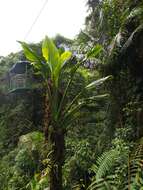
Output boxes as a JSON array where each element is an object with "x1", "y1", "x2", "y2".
[
  {"x1": 48, "y1": 126, "x2": 65, "y2": 190},
  {"x1": 43, "y1": 92, "x2": 51, "y2": 142}
]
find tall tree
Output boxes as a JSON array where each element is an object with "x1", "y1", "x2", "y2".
[{"x1": 19, "y1": 36, "x2": 110, "y2": 190}]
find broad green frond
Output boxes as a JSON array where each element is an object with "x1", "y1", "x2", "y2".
[
  {"x1": 60, "y1": 51, "x2": 72, "y2": 68},
  {"x1": 42, "y1": 36, "x2": 72, "y2": 87},
  {"x1": 42, "y1": 36, "x2": 60, "y2": 73},
  {"x1": 18, "y1": 41, "x2": 41, "y2": 63},
  {"x1": 53, "y1": 51, "x2": 72, "y2": 87}
]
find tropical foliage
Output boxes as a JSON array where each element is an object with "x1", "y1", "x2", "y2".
[{"x1": 0, "y1": 0, "x2": 143, "y2": 190}]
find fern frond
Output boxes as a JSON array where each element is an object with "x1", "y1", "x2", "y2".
[
  {"x1": 95, "y1": 149, "x2": 120, "y2": 180},
  {"x1": 127, "y1": 142, "x2": 143, "y2": 188},
  {"x1": 88, "y1": 139, "x2": 143, "y2": 189},
  {"x1": 87, "y1": 175, "x2": 117, "y2": 190}
]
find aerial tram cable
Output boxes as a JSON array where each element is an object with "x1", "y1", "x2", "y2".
[{"x1": 24, "y1": 0, "x2": 49, "y2": 40}]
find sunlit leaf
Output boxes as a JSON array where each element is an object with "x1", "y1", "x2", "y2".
[
  {"x1": 60, "y1": 51, "x2": 72, "y2": 67},
  {"x1": 42, "y1": 36, "x2": 50, "y2": 61},
  {"x1": 42, "y1": 36, "x2": 59, "y2": 72},
  {"x1": 53, "y1": 51, "x2": 72, "y2": 87}
]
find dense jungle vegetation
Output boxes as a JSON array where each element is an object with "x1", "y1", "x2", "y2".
[{"x1": 0, "y1": 0, "x2": 143, "y2": 189}]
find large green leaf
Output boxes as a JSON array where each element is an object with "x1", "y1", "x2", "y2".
[
  {"x1": 63, "y1": 75, "x2": 111, "y2": 116},
  {"x1": 18, "y1": 41, "x2": 41, "y2": 62},
  {"x1": 18, "y1": 41, "x2": 51, "y2": 79},
  {"x1": 42, "y1": 36, "x2": 59, "y2": 73},
  {"x1": 60, "y1": 51, "x2": 72, "y2": 68},
  {"x1": 53, "y1": 51, "x2": 72, "y2": 86}
]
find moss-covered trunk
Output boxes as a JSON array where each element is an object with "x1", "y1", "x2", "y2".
[
  {"x1": 48, "y1": 126, "x2": 65, "y2": 190},
  {"x1": 43, "y1": 92, "x2": 51, "y2": 142}
]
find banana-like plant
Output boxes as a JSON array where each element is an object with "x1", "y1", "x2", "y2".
[{"x1": 19, "y1": 36, "x2": 111, "y2": 190}]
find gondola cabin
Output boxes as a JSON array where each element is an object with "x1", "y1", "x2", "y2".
[{"x1": 9, "y1": 61, "x2": 30, "y2": 93}]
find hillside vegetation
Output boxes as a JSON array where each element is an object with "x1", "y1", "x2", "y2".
[{"x1": 0, "y1": 0, "x2": 143, "y2": 189}]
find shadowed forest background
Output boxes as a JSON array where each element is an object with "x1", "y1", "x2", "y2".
[{"x1": 1, "y1": 0, "x2": 143, "y2": 189}]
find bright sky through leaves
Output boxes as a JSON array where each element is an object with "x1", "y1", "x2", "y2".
[{"x1": 0, "y1": 0, "x2": 87, "y2": 56}]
